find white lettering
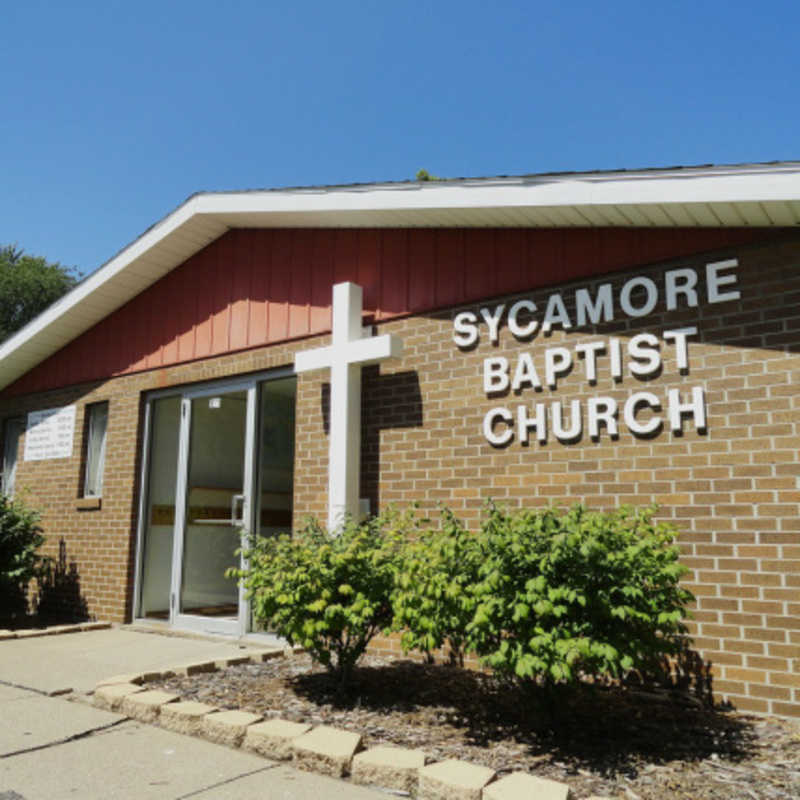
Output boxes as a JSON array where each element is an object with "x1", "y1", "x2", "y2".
[
  {"x1": 511, "y1": 353, "x2": 542, "y2": 392},
  {"x1": 542, "y1": 293, "x2": 572, "y2": 333},
  {"x1": 552, "y1": 400, "x2": 582, "y2": 441},
  {"x1": 575, "y1": 284, "x2": 613, "y2": 326},
  {"x1": 668, "y1": 387, "x2": 706, "y2": 433},
  {"x1": 706, "y1": 258, "x2": 740, "y2": 304},
  {"x1": 484, "y1": 407, "x2": 513, "y2": 445},
  {"x1": 575, "y1": 340, "x2": 605, "y2": 383},
  {"x1": 620, "y1": 276, "x2": 658, "y2": 317},
  {"x1": 628, "y1": 333, "x2": 661, "y2": 376},
  {"x1": 624, "y1": 392, "x2": 661, "y2": 435},
  {"x1": 665, "y1": 267, "x2": 699, "y2": 310},
  {"x1": 517, "y1": 403, "x2": 547, "y2": 445},
  {"x1": 544, "y1": 346, "x2": 572, "y2": 389},
  {"x1": 663, "y1": 327, "x2": 697, "y2": 371},
  {"x1": 483, "y1": 356, "x2": 509, "y2": 394},
  {"x1": 480, "y1": 304, "x2": 506, "y2": 344},
  {"x1": 452, "y1": 311, "x2": 479, "y2": 348},
  {"x1": 609, "y1": 337, "x2": 623, "y2": 381},
  {"x1": 588, "y1": 396, "x2": 618, "y2": 439},
  {"x1": 508, "y1": 299, "x2": 538, "y2": 339}
]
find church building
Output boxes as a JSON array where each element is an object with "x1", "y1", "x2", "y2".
[{"x1": 1, "y1": 162, "x2": 799, "y2": 718}]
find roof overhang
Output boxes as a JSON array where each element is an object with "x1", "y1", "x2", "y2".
[{"x1": 2, "y1": 161, "x2": 800, "y2": 392}]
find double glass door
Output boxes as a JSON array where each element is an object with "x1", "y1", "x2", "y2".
[{"x1": 136, "y1": 374, "x2": 295, "y2": 636}]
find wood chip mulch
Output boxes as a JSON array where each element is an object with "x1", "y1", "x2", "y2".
[{"x1": 150, "y1": 652, "x2": 800, "y2": 799}]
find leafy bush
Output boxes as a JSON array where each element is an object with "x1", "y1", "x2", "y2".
[
  {"x1": 392, "y1": 508, "x2": 482, "y2": 665},
  {"x1": 466, "y1": 504, "x2": 693, "y2": 689},
  {"x1": 231, "y1": 511, "x2": 405, "y2": 688},
  {"x1": 0, "y1": 494, "x2": 48, "y2": 619}
]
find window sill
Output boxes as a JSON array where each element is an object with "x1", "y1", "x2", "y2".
[{"x1": 76, "y1": 497, "x2": 102, "y2": 511}]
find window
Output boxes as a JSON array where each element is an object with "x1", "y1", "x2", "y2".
[
  {"x1": 84, "y1": 403, "x2": 108, "y2": 497},
  {"x1": 1, "y1": 417, "x2": 25, "y2": 498}
]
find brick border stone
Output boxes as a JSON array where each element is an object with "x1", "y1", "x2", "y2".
[
  {"x1": 292, "y1": 725, "x2": 363, "y2": 777},
  {"x1": 93, "y1": 682, "x2": 145, "y2": 712},
  {"x1": 483, "y1": 772, "x2": 572, "y2": 800},
  {"x1": 93, "y1": 648, "x2": 573, "y2": 800},
  {"x1": 159, "y1": 700, "x2": 218, "y2": 736},
  {"x1": 351, "y1": 744, "x2": 427, "y2": 793},
  {"x1": 418, "y1": 759, "x2": 496, "y2": 800},
  {"x1": 243, "y1": 719, "x2": 312, "y2": 760},
  {"x1": 202, "y1": 710, "x2": 263, "y2": 748},
  {"x1": 120, "y1": 689, "x2": 179, "y2": 723}
]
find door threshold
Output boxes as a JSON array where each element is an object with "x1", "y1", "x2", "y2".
[{"x1": 127, "y1": 619, "x2": 286, "y2": 649}]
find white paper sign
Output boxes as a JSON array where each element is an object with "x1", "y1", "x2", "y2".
[{"x1": 24, "y1": 405, "x2": 76, "y2": 461}]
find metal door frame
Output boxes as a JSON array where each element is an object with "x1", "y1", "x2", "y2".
[
  {"x1": 132, "y1": 367, "x2": 294, "y2": 637},
  {"x1": 171, "y1": 378, "x2": 257, "y2": 636}
]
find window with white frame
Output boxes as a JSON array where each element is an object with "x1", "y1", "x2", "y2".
[
  {"x1": 84, "y1": 402, "x2": 108, "y2": 498},
  {"x1": 1, "y1": 417, "x2": 25, "y2": 498}
]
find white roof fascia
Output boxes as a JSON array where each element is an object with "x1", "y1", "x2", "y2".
[
  {"x1": 197, "y1": 170, "x2": 800, "y2": 217},
  {"x1": 2, "y1": 163, "x2": 800, "y2": 392}
]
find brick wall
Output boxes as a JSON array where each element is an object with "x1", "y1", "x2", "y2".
[
  {"x1": 296, "y1": 235, "x2": 800, "y2": 717},
  {"x1": 0, "y1": 340, "x2": 308, "y2": 623},
  {"x1": 1, "y1": 233, "x2": 798, "y2": 717}
]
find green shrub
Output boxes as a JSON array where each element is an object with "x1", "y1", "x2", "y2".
[
  {"x1": 0, "y1": 494, "x2": 48, "y2": 619},
  {"x1": 392, "y1": 508, "x2": 482, "y2": 665},
  {"x1": 231, "y1": 511, "x2": 406, "y2": 688},
  {"x1": 467, "y1": 504, "x2": 693, "y2": 688}
]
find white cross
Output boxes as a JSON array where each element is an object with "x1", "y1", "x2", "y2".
[{"x1": 294, "y1": 282, "x2": 402, "y2": 530}]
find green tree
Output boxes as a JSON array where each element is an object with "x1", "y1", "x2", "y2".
[{"x1": 0, "y1": 245, "x2": 77, "y2": 342}]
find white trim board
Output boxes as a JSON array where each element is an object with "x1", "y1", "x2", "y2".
[{"x1": 2, "y1": 161, "x2": 800, "y2": 392}]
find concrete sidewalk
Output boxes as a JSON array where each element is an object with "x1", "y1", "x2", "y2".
[
  {"x1": 0, "y1": 626, "x2": 277, "y2": 695},
  {"x1": 0, "y1": 685, "x2": 384, "y2": 799},
  {"x1": 0, "y1": 629, "x2": 385, "y2": 799}
]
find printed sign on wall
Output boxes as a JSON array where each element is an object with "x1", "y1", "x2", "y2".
[{"x1": 24, "y1": 405, "x2": 76, "y2": 461}]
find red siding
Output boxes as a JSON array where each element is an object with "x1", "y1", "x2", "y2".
[{"x1": 6, "y1": 227, "x2": 769, "y2": 395}]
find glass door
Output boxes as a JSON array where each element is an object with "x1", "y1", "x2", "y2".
[
  {"x1": 172, "y1": 382, "x2": 256, "y2": 635},
  {"x1": 135, "y1": 370, "x2": 297, "y2": 637}
]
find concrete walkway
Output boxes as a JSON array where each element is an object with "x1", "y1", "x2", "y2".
[
  {"x1": 0, "y1": 627, "x2": 278, "y2": 695},
  {"x1": 0, "y1": 628, "x2": 385, "y2": 799}
]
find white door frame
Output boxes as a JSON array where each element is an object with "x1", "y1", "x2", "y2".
[
  {"x1": 133, "y1": 368, "x2": 294, "y2": 637},
  {"x1": 171, "y1": 378, "x2": 257, "y2": 636}
]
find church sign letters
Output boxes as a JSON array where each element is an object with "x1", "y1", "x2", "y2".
[{"x1": 452, "y1": 259, "x2": 741, "y2": 447}]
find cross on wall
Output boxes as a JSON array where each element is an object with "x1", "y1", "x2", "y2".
[{"x1": 294, "y1": 282, "x2": 403, "y2": 530}]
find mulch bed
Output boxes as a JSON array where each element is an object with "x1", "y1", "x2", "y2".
[{"x1": 151, "y1": 652, "x2": 800, "y2": 799}]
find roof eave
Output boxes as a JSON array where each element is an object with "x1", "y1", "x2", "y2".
[{"x1": 2, "y1": 162, "x2": 800, "y2": 392}]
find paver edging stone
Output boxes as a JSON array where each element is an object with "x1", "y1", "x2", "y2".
[
  {"x1": 351, "y1": 744, "x2": 427, "y2": 793},
  {"x1": 96, "y1": 673, "x2": 145, "y2": 687},
  {"x1": 93, "y1": 682, "x2": 146, "y2": 712},
  {"x1": 292, "y1": 724, "x2": 363, "y2": 777},
  {"x1": 201, "y1": 709, "x2": 263, "y2": 748},
  {"x1": 483, "y1": 771, "x2": 573, "y2": 800},
  {"x1": 159, "y1": 700, "x2": 219, "y2": 736},
  {"x1": 120, "y1": 689, "x2": 180, "y2": 723},
  {"x1": 242, "y1": 718, "x2": 313, "y2": 760},
  {"x1": 93, "y1": 648, "x2": 573, "y2": 799},
  {"x1": 418, "y1": 758, "x2": 496, "y2": 800},
  {"x1": 172, "y1": 660, "x2": 219, "y2": 677},
  {"x1": 214, "y1": 655, "x2": 253, "y2": 669}
]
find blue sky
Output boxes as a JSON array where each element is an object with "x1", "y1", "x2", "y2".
[{"x1": 2, "y1": 1, "x2": 797, "y2": 276}]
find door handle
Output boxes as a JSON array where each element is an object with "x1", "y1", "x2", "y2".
[{"x1": 231, "y1": 493, "x2": 246, "y2": 526}]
